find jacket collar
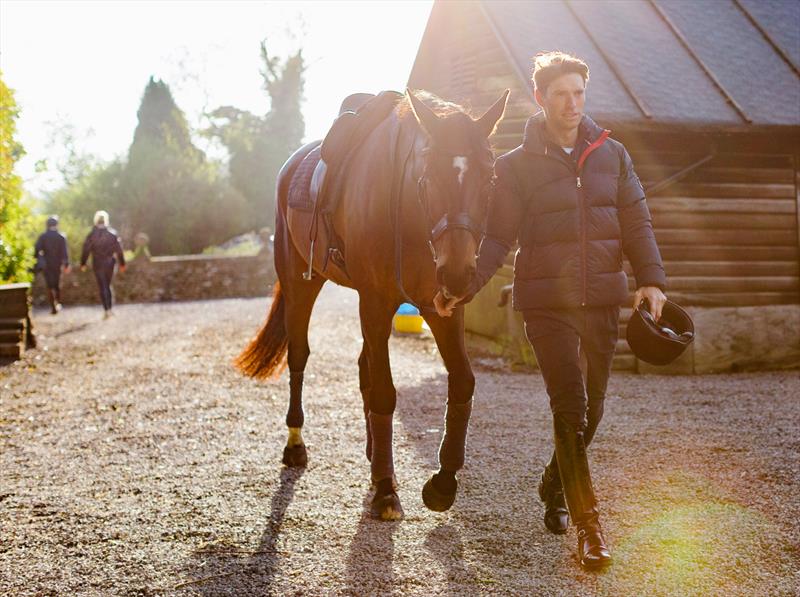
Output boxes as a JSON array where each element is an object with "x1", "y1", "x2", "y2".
[{"x1": 522, "y1": 111, "x2": 606, "y2": 156}]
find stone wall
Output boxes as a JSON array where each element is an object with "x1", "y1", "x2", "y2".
[
  {"x1": 465, "y1": 267, "x2": 800, "y2": 374},
  {"x1": 32, "y1": 252, "x2": 276, "y2": 307},
  {"x1": 636, "y1": 304, "x2": 800, "y2": 374}
]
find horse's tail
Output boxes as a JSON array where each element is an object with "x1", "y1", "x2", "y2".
[{"x1": 235, "y1": 281, "x2": 288, "y2": 379}]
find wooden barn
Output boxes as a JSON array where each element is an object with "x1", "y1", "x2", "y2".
[{"x1": 408, "y1": 0, "x2": 800, "y2": 373}]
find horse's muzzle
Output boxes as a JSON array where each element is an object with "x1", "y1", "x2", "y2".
[{"x1": 437, "y1": 264, "x2": 476, "y2": 301}]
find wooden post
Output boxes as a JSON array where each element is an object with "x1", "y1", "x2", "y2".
[{"x1": 795, "y1": 154, "x2": 800, "y2": 296}]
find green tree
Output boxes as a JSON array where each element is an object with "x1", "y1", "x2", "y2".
[
  {"x1": 46, "y1": 160, "x2": 126, "y2": 259},
  {"x1": 205, "y1": 41, "x2": 305, "y2": 231},
  {"x1": 0, "y1": 71, "x2": 37, "y2": 283},
  {"x1": 48, "y1": 78, "x2": 248, "y2": 256},
  {"x1": 119, "y1": 77, "x2": 246, "y2": 254}
]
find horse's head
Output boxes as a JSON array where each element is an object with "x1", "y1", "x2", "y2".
[{"x1": 407, "y1": 89, "x2": 509, "y2": 300}]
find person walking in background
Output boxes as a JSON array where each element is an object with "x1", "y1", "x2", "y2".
[
  {"x1": 80, "y1": 210, "x2": 126, "y2": 319},
  {"x1": 34, "y1": 215, "x2": 71, "y2": 314}
]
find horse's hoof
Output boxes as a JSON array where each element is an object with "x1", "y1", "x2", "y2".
[
  {"x1": 282, "y1": 444, "x2": 307, "y2": 468},
  {"x1": 369, "y1": 477, "x2": 403, "y2": 520},
  {"x1": 422, "y1": 474, "x2": 457, "y2": 512},
  {"x1": 370, "y1": 491, "x2": 404, "y2": 521}
]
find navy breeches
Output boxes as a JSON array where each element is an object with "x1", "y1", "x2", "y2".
[
  {"x1": 93, "y1": 261, "x2": 115, "y2": 311},
  {"x1": 523, "y1": 306, "x2": 620, "y2": 429},
  {"x1": 43, "y1": 267, "x2": 61, "y2": 290}
]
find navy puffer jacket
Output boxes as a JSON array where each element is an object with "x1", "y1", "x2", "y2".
[{"x1": 474, "y1": 112, "x2": 666, "y2": 310}]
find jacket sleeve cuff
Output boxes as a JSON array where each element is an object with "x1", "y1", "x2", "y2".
[
  {"x1": 459, "y1": 237, "x2": 510, "y2": 304},
  {"x1": 635, "y1": 264, "x2": 667, "y2": 290}
]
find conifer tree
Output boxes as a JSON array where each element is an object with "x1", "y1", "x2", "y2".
[{"x1": 118, "y1": 77, "x2": 245, "y2": 254}]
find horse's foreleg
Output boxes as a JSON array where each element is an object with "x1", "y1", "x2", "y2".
[
  {"x1": 421, "y1": 307, "x2": 475, "y2": 512},
  {"x1": 357, "y1": 342, "x2": 372, "y2": 462},
  {"x1": 359, "y1": 294, "x2": 403, "y2": 520}
]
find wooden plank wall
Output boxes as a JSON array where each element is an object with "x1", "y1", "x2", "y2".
[
  {"x1": 634, "y1": 152, "x2": 799, "y2": 307},
  {"x1": 408, "y1": 1, "x2": 800, "y2": 370}
]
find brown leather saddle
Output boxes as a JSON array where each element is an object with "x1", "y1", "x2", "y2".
[{"x1": 288, "y1": 91, "x2": 404, "y2": 279}]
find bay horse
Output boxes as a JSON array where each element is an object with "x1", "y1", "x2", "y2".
[{"x1": 236, "y1": 89, "x2": 508, "y2": 520}]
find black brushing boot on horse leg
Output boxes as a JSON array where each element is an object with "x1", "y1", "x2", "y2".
[
  {"x1": 422, "y1": 396, "x2": 471, "y2": 511},
  {"x1": 368, "y1": 411, "x2": 403, "y2": 520},
  {"x1": 421, "y1": 309, "x2": 476, "y2": 512}
]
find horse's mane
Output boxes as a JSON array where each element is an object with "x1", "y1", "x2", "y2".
[{"x1": 396, "y1": 90, "x2": 472, "y2": 120}]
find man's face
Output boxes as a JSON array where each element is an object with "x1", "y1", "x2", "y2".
[{"x1": 536, "y1": 72, "x2": 586, "y2": 132}]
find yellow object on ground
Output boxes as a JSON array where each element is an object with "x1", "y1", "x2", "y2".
[{"x1": 394, "y1": 314, "x2": 424, "y2": 333}]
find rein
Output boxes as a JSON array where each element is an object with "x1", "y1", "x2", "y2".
[{"x1": 392, "y1": 131, "x2": 433, "y2": 312}]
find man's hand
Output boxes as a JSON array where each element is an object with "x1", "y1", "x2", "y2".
[
  {"x1": 433, "y1": 291, "x2": 461, "y2": 318},
  {"x1": 80, "y1": 265, "x2": 87, "y2": 273},
  {"x1": 634, "y1": 286, "x2": 667, "y2": 321},
  {"x1": 119, "y1": 264, "x2": 127, "y2": 274}
]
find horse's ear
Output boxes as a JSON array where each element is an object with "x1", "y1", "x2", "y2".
[
  {"x1": 476, "y1": 89, "x2": 510, "y2": 137},
  {"x1": 406, "y1": 89, "x2": 440, "y2": 137}
]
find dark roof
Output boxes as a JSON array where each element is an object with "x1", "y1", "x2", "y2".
[{"x1": 479, "y1": 0, "x2": 800, "y2": 130}]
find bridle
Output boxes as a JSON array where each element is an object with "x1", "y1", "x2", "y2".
[
  {"x1": 393, "y1": 142, "x2": 490, "y2": 311},
  {"x1": 415, "y1": 163, "x2": 485, "y2": 261}
]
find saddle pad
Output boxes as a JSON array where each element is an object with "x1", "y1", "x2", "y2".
[{"x1": 288, "y1": 145, "x2": 322, "y2": 213}]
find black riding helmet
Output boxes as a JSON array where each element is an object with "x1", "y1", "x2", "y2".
[{"x1": 626, "y1": 299, "x2": 694, "y2": 366}]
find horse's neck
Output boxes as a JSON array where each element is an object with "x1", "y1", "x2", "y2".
[{"x1": 397, "y1": 125, "x2": 430, "y2": 245}]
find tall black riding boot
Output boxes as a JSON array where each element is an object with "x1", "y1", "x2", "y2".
[
  {"x1": 538, "y1": 459, "x2": 569, "y2": 534},
  {"x1": 553, "y1": 413, "x2": 611, "y2": 570},
  {"x1": 539, "y1": 401, "x2": 603, "y2": 534}
]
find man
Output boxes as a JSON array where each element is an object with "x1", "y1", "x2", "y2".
[
  {"x1": 435, "y1": 51, "x2": 666, "y2": 569},
  {"x1": 80, "y1": 210, "x2": 126, "y2": 319},
  {"x1": 34, "y1": 215, "x2": 70, "y2": 314}
]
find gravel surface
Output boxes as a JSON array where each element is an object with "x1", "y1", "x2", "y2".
[{"x1": 1, "y1": 285, "x2": 798, "y2": 596}]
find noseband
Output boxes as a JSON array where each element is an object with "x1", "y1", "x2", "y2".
[{"x1": 416, "y1": 172, "x2": 485, "y2": 261}]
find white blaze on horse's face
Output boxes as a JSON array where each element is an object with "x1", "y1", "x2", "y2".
[{"x1": 453, "y1": 155, "x2": 468, "y2": 186}]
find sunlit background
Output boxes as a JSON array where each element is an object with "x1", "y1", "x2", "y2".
[{"x1": 0, "y1": 0, "x2": 433, "y2": 194}]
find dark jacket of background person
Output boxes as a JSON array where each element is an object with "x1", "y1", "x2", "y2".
[
  {"x1": 80, "y1": 226, "x2": 126, "y2": 269},
  {"x1": 34, "y1": 229, "x2": 69, "y2": 272},
  {"x1": 473, "y1": 113, "x2": 666, "y2": 310}
]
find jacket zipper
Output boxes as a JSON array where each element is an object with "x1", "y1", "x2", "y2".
[
  {"x1": 577, "y1": 174, "x2": 587, "y2": 306},
  {"x1": 575, "y1": 130, "x2": 610, "y2": 307}
]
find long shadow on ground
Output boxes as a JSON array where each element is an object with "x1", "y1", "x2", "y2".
[{"x1": 179, "y1": 468, "x2": 304, "y2": 596}]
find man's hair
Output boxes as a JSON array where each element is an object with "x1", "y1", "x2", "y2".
[
  {"x1": 94, "y1": 210, "x2": 109, "y2": 226},
  {"x1": 532, "y1": 51, "x2": 589, "y2": 94}
]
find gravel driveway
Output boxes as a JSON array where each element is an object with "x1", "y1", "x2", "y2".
[{"x1": 1, "y1": 285, "x2": 798, "y2": 596}]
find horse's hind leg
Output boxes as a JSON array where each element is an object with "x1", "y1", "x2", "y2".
[
  {"x1": 271, "y1": 184, "x2": 327, "y2": 466},
  {"x1": 280, "y1": 271, "x2": 326, "y2": 467},
  {"x1": 420, "y1": 307, "x2": 475, "y2": 512}
]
